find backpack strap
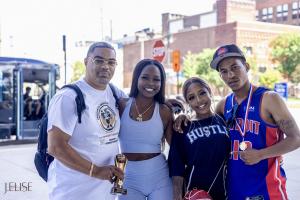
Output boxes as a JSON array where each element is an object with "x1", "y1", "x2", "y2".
[
  {"x1": 109, "y1": 83, "x2": 119, "y2": 109},
  {"x1": 37, "y1": 114, "x2": 49, "y2": 153},
  {"x1": 61, "y1": 84, "x2": 86, "y2": 123}
]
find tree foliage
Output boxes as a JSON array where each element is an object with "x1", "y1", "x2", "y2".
[
  {"x1": 291, "y1": 64, "x2": 300, "y2": 83},
  {"x1": 270, "y1": 33, "x2": 300, "y2": 82},
  {"x1": 182, "y1": 47, "x2": 267, "y2": 95},
  {"x1": 259, "y1": 69, "x2": 282, "y2": 89},
  {"x1": 71, "y1": 61, "x2": 85, "y2": 82},
  {"x1": 245, "y1": 54, "x2": 259, "y2": 85},
  {"x1": 182, "y1": 52, "x2": 199, "y2": 78},
  {"x1": 183, "y1": 49, "x2": 226, "y2": 96}
]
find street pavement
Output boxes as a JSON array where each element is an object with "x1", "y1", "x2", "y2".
[
  {"x1": 0, "y1": 144, "x2": 46, "y2": 200},
  {"x1": 0, "y1": 109, "x2": 300, "y2": 200}
]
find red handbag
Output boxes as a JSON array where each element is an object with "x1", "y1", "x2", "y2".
[
  {"x1": 183, "y1": 157, "x2": 227, "y2": 200},
  {"x1": 183, "y1": 188, "x2": 213, "y2": 200}
]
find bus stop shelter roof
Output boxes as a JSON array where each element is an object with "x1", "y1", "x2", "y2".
[{"x1": 0, "y1": 57, "x2": 51, "y2": 65}]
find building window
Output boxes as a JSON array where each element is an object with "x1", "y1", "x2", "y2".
[
  {"x1": 256, "y1": 10, "x2": 260, "y2": 20},
  {"x1": 292, "y1": 1, "x2": 300, "y2": 19},
  {"x1": 262, "y1": 8, "x2": 268, "y2": 21},
  {"x1": 283, "y1": 4, "x2": 288, "y2": 21},
  {"x1": 277, "y1": 5, "x2": 283, "y2": 20},
  {"x1": 277, "y1": 4, "x2": 288, "y2": 21},
  {"x1": 261, "y1": 7, "x2": 273, "y2": 22},
  {"x1": 268, "y1": 7, "x2": 273, "y2": 19}
]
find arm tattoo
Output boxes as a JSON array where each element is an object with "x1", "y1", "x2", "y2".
[{"x1": 275, "y1": 119, "x2": 297, "y2": 133}]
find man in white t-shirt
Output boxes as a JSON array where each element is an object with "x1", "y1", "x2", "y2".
[{"x1": 47, "y1": 42, "x2": 126, "y2": 200}]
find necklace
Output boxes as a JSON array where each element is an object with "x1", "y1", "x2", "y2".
[
  {"x1": 232, "y1": 84, "x2": 253, "y2": 151},
  {"x1": 134, "y1": 99, "x2": 154, "y2": 122}
]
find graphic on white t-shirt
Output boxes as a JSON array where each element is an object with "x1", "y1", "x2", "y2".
[{"x1": 97, "y1": 102, "x2": 116, "y2": 132}]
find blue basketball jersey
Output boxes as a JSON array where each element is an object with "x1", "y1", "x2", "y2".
[{"x1": 224, "y1": 87, "x2": 288, "y2": 200}]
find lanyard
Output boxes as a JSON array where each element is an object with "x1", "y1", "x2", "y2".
[{"x1": 231, "y1": 84, "x2": 253, "y2": 138}]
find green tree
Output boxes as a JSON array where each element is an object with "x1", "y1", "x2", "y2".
[
  {"x1": 202, "y1": 70, "x2": 226, "y2": 96},
  {"x1": 246, "y1": 54, "x2": 260, "y2": 85},
  {"x1": 182, "y1": 52, "x2": 199, "y2": 78},
  {"x1": 183, "y1": 48, "x2": 226, "y2": 96},
  {"x1": 182, "y1": 47, "x2": 259, "y2": 96},
  {"x1": 291, "y1": 64, "x2": 300, "y2": 83},
  {"x1": 71, "y1": 61, "x2": 85, "y2": 82},
  {"x1": 259, "y1": 69, "x2": 282, "y2": 89},
  {"x1": 270, "y1": 33, "x2": 300, "y2": 81}
]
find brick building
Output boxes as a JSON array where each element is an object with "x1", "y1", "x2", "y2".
[
  {"x1": 256, "y1": 0, "x2": 300, "y2": 25},
  {"x1": 121, "y1": 0, "x2": 300, "y2": 95}
]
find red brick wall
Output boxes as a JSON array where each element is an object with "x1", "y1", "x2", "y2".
[
  {"x1": 123, "y1": 21, "x2": 300, "y2": 90},
  {"x1": 217, "y1": 0, "x2": 256, "y2": 24},
  {"x1": 123, "y1": 42, "x2": 140, "y2": 88},
  {"x1": 235, "y1": 21, "x2": 300, "y2": 68},
  {"x1": 256, "y1": 0, "x2": 300, "y2": 25},
  {"x1": 122, "y1": 0, "x2": 300, "y2": 94},
  {"x1": 123, "y1": 39, "x2": 169, "y2": 88},
  {"x1": 226, "y1": 0, "x2": 256, "y2": 22},
  {"x1": 215, "y1": 22, "x2": 237, "y2": 46},
  {"x1": 256, "y1": 0, "x2": 292, "y2": 10},
  {"x1": 217, "y1": 0, "x2": 227, "y2": 24},
  {"x1": 168, "y1": 27, "x2": 216, "y2": 58}
]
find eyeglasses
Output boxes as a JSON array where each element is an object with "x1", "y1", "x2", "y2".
[{"x1": 91, "y1": 58, "x2": 117, "y2": 67}]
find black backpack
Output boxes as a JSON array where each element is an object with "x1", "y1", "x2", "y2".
[{"x1": 34, "y1": 83, "x2": 119, "y2": 181}]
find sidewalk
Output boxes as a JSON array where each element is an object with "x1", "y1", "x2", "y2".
[
  {"x1": 0, "y1": 144, "x2": 48, "y2": 200},
  {"x1": 0, "y1": 139, "x2": 36, "y2": 146},
  {"x1": 287, "y1": 101, "x2": 300, "y2": 108},
  {"x1": 1, "y1": 108, "x2": 300, "y2": 200},
  {"x1": 0, "y1": 143, "x2": 300, "y2": 200}
]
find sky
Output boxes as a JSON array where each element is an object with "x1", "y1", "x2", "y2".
[{"x1": 0, "y1": 0, "x2": 215, "y2": 65}]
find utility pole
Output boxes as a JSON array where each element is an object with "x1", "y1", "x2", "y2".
[
  {"x1": 100, "y1": 8, "x2": 104, "y2": 40},
  {"x1": 110, "y1": 20, "x2": 113, "y2": 41},
  {"x1": 63, "y1": 35, "x2": 67, "y2": 84}
]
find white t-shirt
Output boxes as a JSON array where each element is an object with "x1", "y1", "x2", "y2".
[{"x1": 47, "y1": 78, "x2": 126, "y2": 200}]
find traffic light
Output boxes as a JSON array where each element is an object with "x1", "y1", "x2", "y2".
[{"x1": 172, "y1": 50, "x2": 180, "y2": 72}]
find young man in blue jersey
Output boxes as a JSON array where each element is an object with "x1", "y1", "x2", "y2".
[{"x1": 211, "y1": 44, "x2": 300, "y2": 200}]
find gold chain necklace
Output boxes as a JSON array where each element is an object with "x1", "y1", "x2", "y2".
[{"x1": 134, "y1": 99, "x2": 154, "y2": 122}]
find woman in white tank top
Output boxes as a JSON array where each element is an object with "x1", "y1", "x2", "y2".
[{"x1": 118, "y1": 59, "x2": 174, "y2": 200}]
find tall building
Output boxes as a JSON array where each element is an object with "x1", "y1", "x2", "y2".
[
  {"x1": 121, "y1": 0, "x2": 300, "y2": 94},
  {"x1": 256, "y1": 0, "x2": 300, "y2": 25}
]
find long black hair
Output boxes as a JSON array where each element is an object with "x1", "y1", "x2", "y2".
[{"x1": 129, "y1": 59, "x2": 166, "y2": 104}]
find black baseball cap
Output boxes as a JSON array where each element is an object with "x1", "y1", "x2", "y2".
[{"x1": 210, "y1": 44, "x2": 246, "y2": 71}]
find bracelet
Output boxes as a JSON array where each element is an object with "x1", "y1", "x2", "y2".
[{"x1": 89, "y1": 163, "x2": 94, "y2": 177}]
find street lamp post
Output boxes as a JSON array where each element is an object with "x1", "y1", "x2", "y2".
[{"x1": 63, "y1": 35, "x2": 67, "y2": 85}]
